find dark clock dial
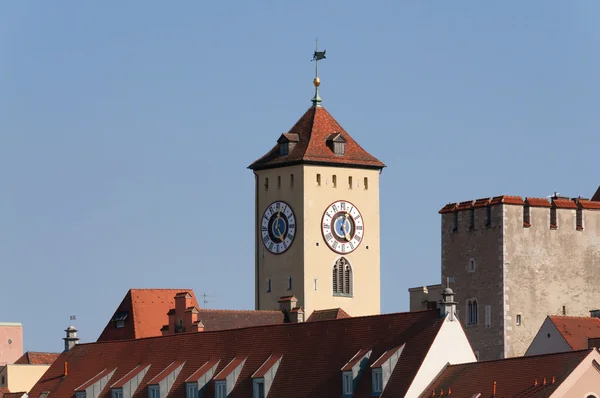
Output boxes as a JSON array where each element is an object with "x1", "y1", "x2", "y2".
[{"x1": 261, "y1": 201, "x2": 296, "y2": 254}]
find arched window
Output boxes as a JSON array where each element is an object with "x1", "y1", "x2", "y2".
[
  {"x1": 467, "y1": 300, "x2": 479, "y2": 325},
  {"x1": 333, "y1": 258, "x2": 353, "y2": 296},
  {"x1": 473, "y1": 300, "x2": 478, "y2": 324}
]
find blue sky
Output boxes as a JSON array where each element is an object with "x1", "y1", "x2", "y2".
[{"x1": 2, "y1": 2, "x2": 600, "y2": 352}]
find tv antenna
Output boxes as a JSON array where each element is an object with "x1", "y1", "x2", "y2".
[
  {"x1": 547, "y1": 192, "x2": 560, "y2": 199},
  {"x1": 200, "y1": 293, "x2": 216, "y2": 309}
]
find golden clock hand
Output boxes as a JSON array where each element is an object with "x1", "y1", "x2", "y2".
[
  {"x1": 343, "y1": 213, "x2": 352, "y2": 241},
  {"x1": 275, "y1": 210, "x2": 285, "y2": 241}
]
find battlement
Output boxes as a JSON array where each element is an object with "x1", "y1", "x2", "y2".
[{"x1": 440, "y1": 195, "x2": 600, "y2": 232}]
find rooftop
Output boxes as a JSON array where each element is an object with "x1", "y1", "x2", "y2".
[{"x1": 549, "y1": 316, "x2": 600, "y2": 350}]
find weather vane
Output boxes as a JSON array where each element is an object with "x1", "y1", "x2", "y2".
[{"x1": 311, "y1": 38, "x2": 326, "y2": 107}]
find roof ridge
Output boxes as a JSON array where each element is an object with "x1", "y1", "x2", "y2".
[{"x1": 447, "y1": 348, "x2": 593, "y2": 367}]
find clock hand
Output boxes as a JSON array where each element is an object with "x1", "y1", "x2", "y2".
[
  {"x1": 275, "y1": 210, "x2": 285, "y2": 241},
  {"x1": 343, "y1": 213, "x2": 352, "y2": 241}
]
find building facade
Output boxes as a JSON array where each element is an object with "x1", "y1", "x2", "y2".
[
  {"x1": 0, "y1": 323, "x2": 23, "y2": 366},
  {"x1": 410, "y1": 194, "x2": 600, "y2": 360},
  {"x1": 249, "y1": 82, "x2": 385, "y2": 317}
]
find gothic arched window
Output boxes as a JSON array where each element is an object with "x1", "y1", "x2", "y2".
[
  {"x1": 333, "y1": 258, "x2": 353, "y2": 296},
  {"x1": 467, "y1": 300, "x2": 479, "y2": 325}
]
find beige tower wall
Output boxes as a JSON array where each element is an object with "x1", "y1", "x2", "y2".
[
  {"x1": 254, "y1": 164, "x2": 381, "y2": 317},
  {"x1": 0, "y1": 323, "x2": 23, "y2": 365},
  {"x1": 503, "y1": 205, "x2": 600, "y2": 357}
]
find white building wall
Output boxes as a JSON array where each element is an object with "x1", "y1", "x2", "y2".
[{"x1": 525, "y1": 317, "x2": 572, "y2": 356}]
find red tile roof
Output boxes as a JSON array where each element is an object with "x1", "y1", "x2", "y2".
[
  {"x1": 341, "y1": 349, "x2": 371, "y2": 372},
  {"x1": 185, "y1": 359, "x2": 220, "y2": 383},
  {"x1": 455, "y1": 201, "x2": 474, "y2": 211},
  {"x1": 1, "y1": 393, "x2": 26, "y2": 398},
  {"x1": 592, "y1": 185, "x2": 600, "y2": 201},
  {"x1": 111, "y1": 365, "x2": 150, "y2": 388},
  {"x1": 147, "y1": 361, "x2": 184, "y2": 385},
  {"x1": 440, "y1": 196, "x2": 524, "y2": 212},
  {"x1": 472, "y1": 198, "x2": 491, "y2": 208},
  {"x1": 420, "y1": 349, "x2": 592, "y2": 398},
  {"x1": 525, "y1": 197, "x2": 551, "y2": 207},
  {"x1": 252, "y1": 355, "x2": 282, "y2": 378},
  {"x1": 578, "y1": 199, "x2": 600, "y2": 210},
  {"x1": 489, "y1": 195, "x2": 524, "y2": 205},
  {"x1": 97, "y1": 289, "x2": 283, "y2": 342},
  {"x1": 438, "y1": 203, "x2": 457, "y2": 214},
  {"x1": 31, "y1": 310, "x2": 444, "y2": 398},
  {"x1": 13, "y1": 352, "x2": 59, "y2": 365},
  {"x1": 75, "y1": 368, "x2": 115, "y2": 391},
  {"x1": 306, "y1": 308, "x2": 351, "y2": 322},
  {"x1": 549, "y1": 316, "x2": 600, "y2": 350},
  {"x1": 372, "y1": 344, "x2": 404, "y2": 367},
  {"x1": 552, "y1": 199, "x2": 577, "y2": 209},
  {"x1": 214, "y1": 358, "x2": 246, "y2": 381},
  {"x1": 248, "y1": 106, "x2": 385, "y2": 170}
]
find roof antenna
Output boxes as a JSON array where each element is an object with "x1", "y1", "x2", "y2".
[
  {"x1": 311, "y1": 38, "x2": 326, "y2": 107},
  {"x1": 201, "y1": 293, "x2": 216, "y2": 309},
  {"x1": 547, "y1": 192, "x2": 560, "y2": 199}
]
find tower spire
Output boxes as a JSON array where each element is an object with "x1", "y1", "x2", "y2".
[{"x1": 311, "y1": 38, "x2": 326, "y2": 107}]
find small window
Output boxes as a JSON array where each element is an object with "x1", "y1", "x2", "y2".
[
  {"x1": 1, "y1": 376, "x2": 5, "y2": 385},
  {"x1": 279, "y1": 142, "x2": 289, "y2": 156},
  {"x1": 516, "y1": 314, "x2": 522, "y2": 326},
  {"x1": 111, "y1": 389, "x2": 123, "y2": 398},
  {"x1": 267, "y1": 279, "x2": 271, "y2": 293},
  {"x1": 364, "y1": 177, "x2": 368, "y2": 190},
  {"x1": 372, "y1": 368, "x2": 383, "y2": 394},
  {"x1": 332, "y1": 175, "x2": 337, "y2": 188},
  {"x1": 577, "y1": 207, "x2": 583, "y2": 230},
  {"x1": 333, "y1": 141, "x2": 346, "y2": 155},
  {"x1": 277, "y1": 176, "x2": 281, "y2": 189},
  {"x1": 348, "y1": 176, "x2": 353, "y2": 189},
  {"x1": 485, "y1": 206, "x2": 492, "y2": 226},
  {"x1": 186, "y1": 383, "x2": 198, "y2": 398},
  {"x1": 468, "y1": 258, "x2": 476, "y2": 273},
  {"x1": 253, "y1": 379, "x2": 265, "y2": 398},
  {"x1": 148, "y1": 385, "x2": 160, "y2": 398},
  {"x1": 287, "y1": 277, "x2": 292, "y2": 290},
  {"x1": 215, "y1": 382, "x2": 227, "y2": 398},
  {"x1": 523, "y1": 205, "x2": 531, "y2": 227},
  {"x1": 316, "y1": 174, "x2": 321, "y2": 186},
  {"x1": 467, "y1": 300, "x2": 478, "y2": 325},
  {"x1": 342, "y1": 372, "x2": 353, "y2": 395},
  {"x1": 314, "y1": 278, "x2": 318, "y2": 291},
  {"x1": 116, "y1": 320, "x2": 125, "y2": 329},
  {"x1": 290, "y1": 174, "x2": 294, "y2": 188},
  {"x1": 469, "y1": 208, "x2": 475, "y2": 229},
  {"x1": 75, "y1": 392, "x2": 86, "y2": 398},
  {"x1": 452, "y1": 211, "x2": 458, "y2": 232},
  {"x1": 264, "y1": 178, "x2": 269, "y2": 191},
  {"x1": 485, "y1": 305, "x2": 491, "y2": 327},
  {"x1": 550, "y1": 207, "x2": 557, "y2": 229}
]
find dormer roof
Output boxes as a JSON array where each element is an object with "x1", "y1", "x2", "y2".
[
  {"x1": 213, "y1": 357, "x2": 246, "y2": 381},
  {"x1": 185, "y1": 359, "x2": 220, "y2": 383},
  {"x1": 74, "y1": 368, "x2": 116, "y2": 392},
  {"x1": 252, "y1": 354, "x2": 283, "y2": 378},
  {"x1": 249, "y1": 106, "x2": 385, "y2": 170},
  {"x1": 147, "y1": 361, "x2": 184, "y2": 385}
]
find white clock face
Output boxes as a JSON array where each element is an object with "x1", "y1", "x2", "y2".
[
  {"x1": 262, "y1": 201, "x2": 296, "y2": 254},
  {"x1": 321, "y1": 200, "x2": 363, "y2": 254}
]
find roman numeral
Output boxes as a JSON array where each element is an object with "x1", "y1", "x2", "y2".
[
  {"x1": 323, "y1": 223, "x2": 330, "y2": 229},
  {"x1": 289, "y1": 224, "x2": 295, "y2": 229},
  {"x1": 262, "y1": 226, "x2": 267, "y2": 231},
  {"x1": 325, "y1": 233, "x2": 333, "y2": 241},
  {"x1": 332, "y1": 241, "x2": 339, "y2": 250},
  {"x1": 349, "y1": 242, "x2": 354, "y2": 250},
  {"x1": 356, "y1": 225, "x2": 363, "y2": 231},
  {"x1": 287, "y1": 233, "x2": 294, "y2": 240},
  {"x1": 341, "y1": 202, "x2": 346, "y2": 210}
]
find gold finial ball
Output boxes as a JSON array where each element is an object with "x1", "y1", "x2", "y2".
[{"x1": 313, "y1": 77, "x2": 321, "y2": 87}]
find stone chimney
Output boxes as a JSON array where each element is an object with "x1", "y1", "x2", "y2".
[
  {"x1": 279, "y1": 296, "x2": 304, "y2": 323},
  {"x1": 590, "y1": 309, "x2": 600, "y2": 318},
  {"x1": 184, "y1": 306, "x2": 199, "y2": 330},
  {"x1": 63, "y1": 325, "x2": 79, "y2": 352},
  {"x1": 439, "y1": 287, "x2": 458, "y2": 321},
  {"x1": 189, "y1": 320, "x2": 205, "y2": 333}
]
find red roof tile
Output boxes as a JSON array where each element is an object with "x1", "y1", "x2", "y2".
[
  {"x1": 438, "y1": 203, "x2": 457, "y2": 214},
  {"x1": 455, "y1": 201, "x2": 474, "y2": 211},
  {"x1": 549, "y1": 316, "x2": 600, "y2": 350},
  {"x1": 185, "y1": 359, "x2": 221, "y2": 383},
  {"x1": 2, "y1": 393, "x2": 26, "y2": 398},
  {"x1": 75, "y1": 368, "x2": 115, "y2": 391},
  {"x1": 341, "y1": 349, "x2": 371, "y2": 372},
  {"x1": 578, "y1": 199, "x2": 600, "y2": 210},
  {"x1": 31, "y1": 310, "x2": 444, "y2": 398},
  {"x1": 489, "y1": 195, "x2": 524, "y2": 205},
  {"x1": 147, "y1": 361, "x2": 184, "y2": 385},
  {"x1": 13, "y1": 352, "x2": 59, "y2": 365},
  {"x1": 248, "y1": 106, "x2": 385, "y2": 170},
  {"x1": 111, "y1": 365, "x2": 150, "y2": 388},
  {"x1": 97, "y1": 289, "x2": 283, "y2": 342},
  {"x1": 371, "y1": 344, "x2": 404, "y2": 367},
  {"x1": 252, "y1": 354, "x2": 283, "y2": 378},
  {"x1": 525, "y1": 197, "x2": 551, "y2": 208},
  {"x1": 306, "y1": 308, "x2": 351, "y2": 322},
  {"x1": 472, "y1": 198, "x2": 491, "y2": 208},
  {"x1": 552, "y1": 199, "x2": 577, "y2": 209},
  {"x1": 419, "y1": 350, "x2": 592, "y2": 398}
]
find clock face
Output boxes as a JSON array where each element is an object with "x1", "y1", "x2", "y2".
[
  {"x1": 321, "y1": 200, "x2": 364, "y2": 254},
  {"x1": 261, "y1": 201, "x2": 296, "y2": 254}
]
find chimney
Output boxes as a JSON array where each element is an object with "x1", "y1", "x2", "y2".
[
  {"x1": 288, "y1": 307, "x2": 304, "y2": 323},
  {"x1": 167, "y1": 309, "x2": 177, "y2": 334},
  {"x1": 189, "y1": 320, "x2": 205, "y2": 333},
  {"x1": 590, "y1": 309, "x2": 600, "y2": 318},
  {"x1": 440, "y1": 287, "x2": 458, "y2": 321},
  {"x1": 160, "y1": 325, "x2": 169, "y2": 336},
  {"x1": 278, "y1": 296, "x2": 298, "y2": 323},
  {"x1": 175, "y1": 292, "x2": 193, "y2": 316},
  {"x1": 63, "y1": 325, "x2": 79, "y2": 352},
  {"x1": 184, "y1": 306, "x2": 199, "y2": 330}
]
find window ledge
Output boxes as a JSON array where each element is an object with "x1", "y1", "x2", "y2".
[
  {"x1": 576, "y1": 226, "x2": 584, "y2": 231},
  {"x1": 550, "y1": 224, "x2": 558, "y2": 230},
  {"x1": 523, "y1": 222, "x2": 531, "y2": 228},
  {"x1": 333, "y1": 293, "x2": 353, "y2": 298}
]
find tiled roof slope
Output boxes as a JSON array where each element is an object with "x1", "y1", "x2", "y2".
[
  {"x1": 97, "y1": 289, "x2": 200, "y2": 341},
  {"x1": 14, "y1": 351, "x2": 59, "y2": 365},
  {"x1": 549, "y1": 316, "x2": 600, "y2": 350},
  {"x1": 592, "y1": 185, "x2": 600, "y2": 201},
  {"x1": 420, "y1": 349, "x2": 591, "y2": 398},
  {"x1": 306, "y1": 308, "x2": 351, "y2": 322},
  {"x1": 248, "y1": 106, "x2": 385, "y2": 170},
  {"x1": 97, "y1": 289, "x2": 283, "y2": 342},
  {"x1": 32, "y1": 310, "x2": 443, "y2": 398}
]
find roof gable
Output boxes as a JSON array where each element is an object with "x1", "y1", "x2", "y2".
[
  {"x1": 248, "y1": 106, "x2": 385, "y2": 170},
  {"x1": 307, "y1": 308, "x2": 351, "y2": 322},
  {"x1": 549, "y1": 316, "x2": 600, "y2": 350},
  {"x1": 31, "y1": 310, "x2": 443, "y2": 398},
  {"x1": 14, "y1": 352, "x2": 59, "y2": 365}
]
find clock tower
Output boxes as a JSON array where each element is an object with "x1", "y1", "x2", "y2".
[{"x1": 248, "y1": 57, "x2": 385, "y2": 318}]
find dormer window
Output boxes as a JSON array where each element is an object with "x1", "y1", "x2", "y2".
[
  {"x1": 342, "y1": 372, "x2": 353, "y2": 395},
  {"x1": 326, "y1": 133, "x2": 346, "y2": 156},
  {"x1": 341, "y1": 348, "x2": 371, "y2": 397},
  {"x1": 148, "y1": 385, "x2": 160, "y2": 398},
  {"x1": 277, "y1": 133, "x2": 299, "y2": 157},
  {"x1": 112, "y1": 311, "x2": 128, "y2": 329},
  {"x1": 252, "y1": 354, "x2": 282, "y2": 398},
  {"x1": 253, "y1": 379, "x2": 265, "y2": 398},
  {"x1": 215, "y1": 382, "x2": 227, "y2": 398},
  {"x1": 372, "y1": 369, "x2": 383, "y2": 394}
]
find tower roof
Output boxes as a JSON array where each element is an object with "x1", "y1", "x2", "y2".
[{"x1": 248, "y1": 106, "x2": 385, "y2": 170}]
